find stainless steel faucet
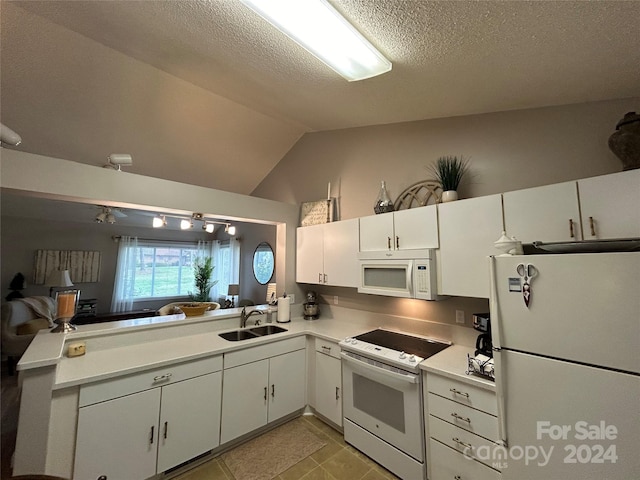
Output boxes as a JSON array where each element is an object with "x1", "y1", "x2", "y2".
[{"x1": 240, "y1": 306, "x2": 264, "y2": 328}]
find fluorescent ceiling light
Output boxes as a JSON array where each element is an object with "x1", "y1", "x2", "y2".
[{"x1": 240, "y1": 0, "x2": 391, "y2": 82}]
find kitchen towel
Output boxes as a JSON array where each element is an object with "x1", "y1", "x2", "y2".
[{"x1": 277, "y1": 296, "x2": 290, "y2": 323}]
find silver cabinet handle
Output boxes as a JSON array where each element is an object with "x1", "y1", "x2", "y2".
[
  {"x1": 163, "y1": 421, "x2": 168, "y2": 439},
  {"x1": 569, "y1": 218, "x2": 575, "y2": 238},
  {"x1": 449, "y1": 388, "x2": 469, "y2": 398},
  {"x1": 453, "y1": 437, "x2": 473, "y2": 450},
  {"x1": 387, "y1": 237, "x2": 391, "y2": 250},
  {"x1": 271, "y1": 384, "x2": 275, "y2": 398},
  {"x1": 335, "y1": 386, "x2": 340, "y2": 400},
  {"x1": 149, "y1": 425, "x2": 155, "y2": 445},
  {"x1": 318, "y1": 273, "x2": 322, "y2": 283},
  {"x1": 396, "y1": 236, "x2": 399, "y2": 249},
  {"x1": 323, "y1": 273, "x2": 328, "y2": 284},
  {"x1": 321, "y1": 345, "x2": 332, "y2": 354},
  {"x1": 589, "y1": 216, "x2": 596, "y2": 236},
  {"x1": 153, "y1": 373, "x2": 172, "y2": 383},
  {"x1": 451, "y1": 412, "x2": 471, "y2": 423},
  {"x1": 264, "y1": 386, "x2": 267, "y2": 401}
]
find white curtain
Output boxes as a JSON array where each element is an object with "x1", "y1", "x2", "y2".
[
  {"x1": 110, "y1": 236, "x2": 138, "y2": 312},
  {"x1": 210, "y1": 239, "x2": 240, "y2": 303}
]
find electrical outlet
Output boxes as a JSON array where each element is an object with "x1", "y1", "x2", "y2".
[
  {"x1": 288, "y1": 294, "x2": 295, "y2": 304},
  {"x1": 455, "y1": 310, "x2": 465, "y2": 324},
  {"x1": 334, "y1": 295, "x2": 339, "y2": 305}
]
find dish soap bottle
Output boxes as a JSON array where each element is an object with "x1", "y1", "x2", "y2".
[{"x1": 374, "y1": 180, "x2": 394, "y2": 214}]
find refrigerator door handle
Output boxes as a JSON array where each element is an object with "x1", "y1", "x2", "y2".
[{"x1": 489, "y1": 256, "x2": 508, "y2": 446}]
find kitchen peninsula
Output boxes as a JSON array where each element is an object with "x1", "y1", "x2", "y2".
[{"x1": 14, "y1": 304, "x2": 482, "y2": 479}]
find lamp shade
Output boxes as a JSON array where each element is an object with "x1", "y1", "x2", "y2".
[
  {"x1": 227, "y1": 284, "x2": 240, "y2": 296},
  {"x1": 46, "y1": 269, "x2": 74, "y2": 287}
]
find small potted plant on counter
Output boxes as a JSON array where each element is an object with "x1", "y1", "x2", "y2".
[{"x1": 428, "y1": 155, "x2": 470, "y2": 202}]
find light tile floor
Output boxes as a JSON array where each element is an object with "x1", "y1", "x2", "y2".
[{"x1": 174, "y1": 416, "x2": 400, "y2": 480}]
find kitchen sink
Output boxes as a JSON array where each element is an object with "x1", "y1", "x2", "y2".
[
  {"x1": 218, "y1": 325, "x2": 287, "y2": 342},
  {"x1": 249, "y1": 325, "x2": 287, "y2": 336},
  {"x1": 218, "y1": 330, "x2": 260, "y2": 342}
]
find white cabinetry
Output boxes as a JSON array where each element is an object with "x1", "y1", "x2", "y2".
[
  {"x1": 438, "y1": 194, "x2": 503, "y2": 298},
  {"x1": 503, "y1": 181, "x2": 582, "y2": 243},
  {"x1": 296, "y1": 219, "x2": 359, "y2": 287},
  {"x1": 220, "y1": 337, "x2": 306, "y2": 444},
  {"x1": 425, "y1": 373, "x2": 501, "y2": 480},
  {"x1": 359, "y1": 205, "x2": 438, "y2": 252},
  {"x1": 74, "y1": 356, "x2": 222, "y2": 479},
  {"x1": 313, "y1": 338, "x2": 342, "y2": 427},
  {"x1": 578, "y1": 169, "x2": 640, "y2": 240}
]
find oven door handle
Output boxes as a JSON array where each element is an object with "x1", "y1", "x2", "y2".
[{"x1": 340, "y1": 352, "x2": 419, "y2": 384}]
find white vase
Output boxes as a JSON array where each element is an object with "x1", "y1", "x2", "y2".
[{"x1": 441, "y1": 190, "x2": 458, "y2": 203}]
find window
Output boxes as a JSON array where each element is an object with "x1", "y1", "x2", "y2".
[{"x1": 112, "y1": 237, "x2": 240, "y2": 312}]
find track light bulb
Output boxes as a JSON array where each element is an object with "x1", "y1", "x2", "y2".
[
  {"x1": 153, "y1": 216, "x2": 166, "y2": 228},
  {"x1": 227, "y1": 225, "x2": 236, "y2": 236},
  {"x1": 180, "y1": 219, "x2": 192, "y2": 230},
  {"x1": 204, "y1": 223, "x2": 215, "y2": 233}
]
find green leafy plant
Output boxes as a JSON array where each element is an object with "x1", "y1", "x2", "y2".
[
  {"x1": 428, "y1": 155, "x2": 470, "y2": 192},
  {"x1": 189, "y1": 256, "x2": 217, "y2": 302}
]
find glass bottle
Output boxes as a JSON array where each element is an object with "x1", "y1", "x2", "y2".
[{"x1": 373, "y1": 180, "x2": 394, "y2": 214}]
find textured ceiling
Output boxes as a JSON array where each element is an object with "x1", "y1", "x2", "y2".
[{"x1": 1, "y1": 0, "x2": 640, "y2": 197}]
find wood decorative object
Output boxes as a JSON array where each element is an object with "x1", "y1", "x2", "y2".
[{"x1": 394, "y1": 180, "x2": 442, "y2": 210}]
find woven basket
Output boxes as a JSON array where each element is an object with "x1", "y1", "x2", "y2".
[{"x1": 177, "y1": 304, "x2": 208, "y2": 316}]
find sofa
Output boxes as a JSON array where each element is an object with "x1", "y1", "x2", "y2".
[{"x1": 1, "y1": 297, "x2": 54, "y2": 374}]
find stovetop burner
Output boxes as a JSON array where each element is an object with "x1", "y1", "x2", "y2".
[{"x1": 353, "y1": 329, "x2": 450, "y2": 359}]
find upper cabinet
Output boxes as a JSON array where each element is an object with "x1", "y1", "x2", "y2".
[
  {"x1": 359, "y1": 205, "x2": 438, "y2": 252},
  {"x1": 438, "y1": 194, "x2": 504, "y2": 299},
  {"x1": 503, "y1": 181, "x2": 582, "y2": 243},
  {"x1": 296, "y1": 219, "x2": 359, "y2": 287},
  {"x1": 578, "y1": 169, "x2": 640, "y2": 240}
]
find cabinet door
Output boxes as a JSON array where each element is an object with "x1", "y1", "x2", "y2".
[
  {"x1": 323, "y1": 219, "x2": 359, "y2": 287},
  {"x1": 268, "y1": 349, "x2": 306, "y2": 422},
  {"x1": 503, "y1": 181, "x2": 581, "y2": 242},
  {"x1": 157, "y1": 371, "x2": 222, "y2": 473},
  {"x1": 220, "y1": 359, "x2": 269, "y2": 444},
  {"x1": 314, "y1": 352, "x2": 342, "y2": 426},
  {"x1": 74, "y1": 389, "x2": 161, "y2": 480},
  {"x1": 438, "y1": 195, "x2": 503, "y2": 298},
  {"x1": 393, "y1": 205, "x2": 439, "y2": 250},
  {"x1": 578, "y1": 169, "x2": 640, "y2": 239},
  {"x1": 359, "y1": 212, "x2": 394, "y2": 252},
  {"x1": 296, "y1": 224, "x2": 324, "y2": 284}
]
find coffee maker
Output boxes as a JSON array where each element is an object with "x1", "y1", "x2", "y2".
[
  {"x1": 472, "y1": 313, "x2": 493, "y2": 357},
  {"x1": 303, "y1": 291, "x2": 320, "y2": 320}
]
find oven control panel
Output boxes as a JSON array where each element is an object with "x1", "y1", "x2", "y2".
[{"x1": 340, "y1": 337, "x2": 425, "y2": 371}]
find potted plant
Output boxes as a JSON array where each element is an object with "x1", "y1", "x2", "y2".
[
  {"x1": 428, "y1": 155, "x2": 470, "y2": 202},
  {"x1": 181, "y1": 257, "x2": 217, "y2": 315}
]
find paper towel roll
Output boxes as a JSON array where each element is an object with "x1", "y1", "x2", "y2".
[{"x1": 277, "y1": 296, "x2": 290, "y2": 323}]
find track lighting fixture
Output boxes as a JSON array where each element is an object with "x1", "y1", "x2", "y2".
[{"x1": 148, "y1": 211, "x2": 235, "y2": 235}]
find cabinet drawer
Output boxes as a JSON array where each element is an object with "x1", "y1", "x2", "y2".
[
  {"x1": 428, "y1": 392, "x2": 498, "y2": 443},
  {"x1": 224, "y1": 336, "x2": 306, "y2": 368},
  {"x1": 427, "y1": 373, "x2": 497, "y2": 415},
  {"x1": 428, "y1": 415, "x2": 501, "y2": 470},
  {"x1": 315, "y1": 338, "x2": 340, "y2": 359},
  {"x1": 79, "y1": 355, "x2": 222, "y2": 407},
  {"x1": 430, "y1": 438, "x2": 501, "y2": 480}
]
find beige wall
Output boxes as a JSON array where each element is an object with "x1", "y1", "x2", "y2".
[
  {"x1": 253, "y1": 98, "x2": 637, "y2": 220},
  {"x1": 253, "y1": 98, "x2": 638, "y2": 327}
]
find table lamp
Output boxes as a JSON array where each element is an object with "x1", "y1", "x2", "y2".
[
  {"x1": 227, "y1": 284, "x2": 240, "y2": 308},
  {"x1": 47, "y1": 270, "x2": 80, "y2": 332}
]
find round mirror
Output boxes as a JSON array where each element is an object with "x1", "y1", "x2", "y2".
[{"x1": 253, "y1": 242, "x2": 274, "y2": 285}]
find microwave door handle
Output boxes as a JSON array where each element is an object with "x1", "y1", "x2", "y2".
[
  {"x1": 340, "y1": 352, "x2": 418, "y2": 384},
  {"x1": 407, "y1": 261, "x2": 414, "y2": 294}
]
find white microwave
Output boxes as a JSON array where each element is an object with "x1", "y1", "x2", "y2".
[{"x1": 357, "y1": 249, "x2": 439, "y2": 300}]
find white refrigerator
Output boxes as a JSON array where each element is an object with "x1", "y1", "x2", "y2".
[{"x1": 489, "y1": 252, "x2": 640, "y2": 480}]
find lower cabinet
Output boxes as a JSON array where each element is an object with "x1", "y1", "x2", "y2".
[
  {"x1": 220, "y1": 344, "x2": 306, "y2": 444},
  {"x1": 74, "y1": 370, "x2": 222, "y2": 479},
  {"x1": 314, "y1": 338, "x2": 342, "y2": 426}
]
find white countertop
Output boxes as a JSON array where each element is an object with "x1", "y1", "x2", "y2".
[
  {"x1": 18, "y1": 304, "x2": 486, "y2": 391},
  {"x1": 421, "y1": 344, "x2": 496, "y2": 392}
]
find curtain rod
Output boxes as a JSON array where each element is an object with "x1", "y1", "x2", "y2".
[{"x1": 111, "y1": 236, "x2": 240, "y2": 244}]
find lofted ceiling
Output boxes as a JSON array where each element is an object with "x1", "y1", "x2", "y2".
[{"x1": 1, "y1": 0, "x2": 639, "y2": 196}]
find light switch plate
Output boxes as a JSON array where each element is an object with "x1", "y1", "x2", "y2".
[{"x1": 455, "y1": 310, "x2": 465, "y2": 324}]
